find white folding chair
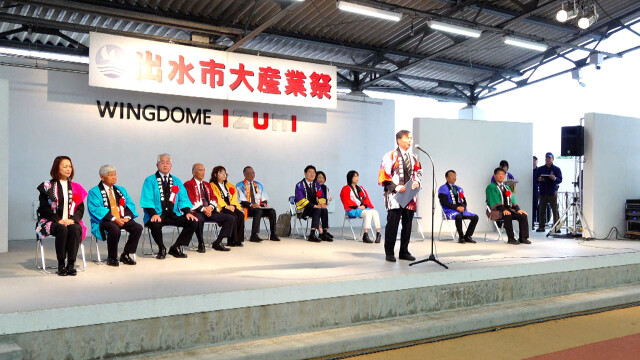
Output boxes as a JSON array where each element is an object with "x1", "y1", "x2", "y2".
[
  {"x1": 90, "y1": 230, "x2": 131, "y2": 264},
  {"x1": 288, "y1": 196, "x2": 310, "y2": 238},
  {"x1": 484, "y1": 205, "x2": 503, "y2": 242},
  {"x1": 143, "y1": 225, "x2": 179, "y2": 255},
  {"x1": 341, "y1": 212, "x2": 373, "y2": 241},
  {"x1": 438, "y1": 207, "x2": 468, "y2": 241},
  {"x1": 204, "y1": 221, "x2": 220, "y2": 245},
  {"x1": 244, "y1": 214, "x2": 270, "y2": 239}
]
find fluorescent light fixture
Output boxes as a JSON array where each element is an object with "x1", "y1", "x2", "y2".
[
  {"x1": 504, "y1": 36, "x2": 548, "y2": 52},
  {"x1": 556, "y1": 1, "x2": 578, "y2": 23},
  {"x1": 0, "y1": 46, "x2": 89, "y2": 64},
  {"x1": 427, "y1": 20, "x2": 482, "y2": 38},
  {"x1": 337, "y1": 1, "x2": 402, "y2": 22}
]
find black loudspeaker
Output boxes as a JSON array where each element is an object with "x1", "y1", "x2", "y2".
[{"x1": 561, "y1": 125, "x2": 584, "y2": 156}]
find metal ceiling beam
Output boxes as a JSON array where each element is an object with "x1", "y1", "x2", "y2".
[{"x1": 366, "y1": 86, "x2": 468, "y2": 103}]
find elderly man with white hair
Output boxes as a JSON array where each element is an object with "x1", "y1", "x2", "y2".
[{"x1": 87, "y1": 164, "x2": 143, "y2": 266}]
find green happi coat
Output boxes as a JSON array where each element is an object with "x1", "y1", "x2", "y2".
[{"x1": 485, "y1": 182, "x2": 519, "y2": 220}]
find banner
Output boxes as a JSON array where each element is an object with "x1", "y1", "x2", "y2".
[{"x1": 89, "y1": 32, "x2": 337, "y2": 109}]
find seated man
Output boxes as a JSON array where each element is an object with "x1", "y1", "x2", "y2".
[
  {"x1": 140, "y1": 153, "x2": 198, "y2": 259},
  {"x1": 438, "y1": 170, "x2": 478, "y2": 244},
  {"x1": 184, "y1": 163, "x2": 235, "y2": 253},
  {"x1": 486, "y1": 167, "x2": 530, "y2": 245},
  {"x1": 294, "y1": 165, "x2": 332, "y2": 242},
  {"x1": 87, "y1": 165, "x2": 143, "y2": 266},
  {"x1": 236, "y1": 166, "x2": 280, "y2": 242}
]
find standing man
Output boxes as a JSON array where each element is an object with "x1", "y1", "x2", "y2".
[
  {"x1": 294, "y1": 165, "x2": 331, "y2": 242},
  {"x1": 184, "y1": 163, "x2": 235, "y2": 252},
  {"x1": 532, "y1": 156, "x2": 539, "y2": 228},
  {"x1": 438, "y1": 170, "x2": 478, "y2": 244},
  {"x1": 140, "y1": 153, "x2": 198, "y2": 259},
  {"x1": 236, "y1": 166, "x2": 281, "y2": 242},
  {"x1": 536, "y1": 152, "x2": 562, "y2": 233},
  {"x1": 378, "y1": 130, "x2": 422, "y2": 262},
  {"x1": 87, "y1": 165, "x2": 142, "y2": 266},
  {"x1": 486, "y1": 168, "x2": 530, "y2": 245}
]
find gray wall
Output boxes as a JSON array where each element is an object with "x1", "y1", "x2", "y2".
[
  {"x1": 413, "y1": 117, "x2": 533, "y2": 233},
  {"x1": 0, "y1": 65, "x2": 394, "y2": 241},
  {"x1": 0, "y1": 79, "x2": 7, "y2": 252}
]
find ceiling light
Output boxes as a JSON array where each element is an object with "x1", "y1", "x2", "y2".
[
  {"x1": 0, "y1": 46, "x2": 89, "y2": 64},
  {"x1": 578, "y1": 6, "x2": 598, "y2": 29},
  {"x1": 556, "y1": 1, "x2": 578, "y2": 23},
  {"x1": 337, "y1": 1, "x2": 402, "y2": 22},
  {"x1": 504, "y1": 36, "x2": 548, "y2": 52},
  {"x1": 427, "y1": 20, "x2": 482, "y2": 38}
]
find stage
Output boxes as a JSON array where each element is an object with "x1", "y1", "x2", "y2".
[{"x1": 1, "y1": 230, "x2": 640, "y2": 359}]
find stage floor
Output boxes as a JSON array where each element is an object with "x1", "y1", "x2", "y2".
[{"x1": 2, "y1": 230, "x2": 640, "y2": 317}]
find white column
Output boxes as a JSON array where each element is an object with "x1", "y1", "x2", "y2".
[
  {"x1": 0, "y1": 79, "x2": 8, "y2": 253},
  {"x1": 458, "y1": 105, "x2": 485, "y2": 120}
]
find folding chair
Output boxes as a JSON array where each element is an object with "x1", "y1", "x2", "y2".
[
  {"x1": 203, "y1": 221, "x2": 220, "y2": 245},
  {"x1": 244, "y1": 214, "x2": 270, "y2": 239},
  {"x1": 288, "y1": 196, "x2": 310, "y2": 238},
  {"x1": 143, "y1": 225, "x2": 179, "y2": 255},
  {"x1": 90, "y1": 230, "x2": 131, "y2": 264},
  {"x1": 340, "y1": 212, "x2": 373, "y2": 241},
  {"x1": 36, "y1": 236, "x2": 87, "y2": 274},
  {"x1": 483, "y1": 205, "x2": 503, "y2": 242},
  {"x1": 438, "y1": 207, "x2": 468, "y2": 241},
  {"x1": 397, "y1": 216, "x2": 426, "y2": 242}
]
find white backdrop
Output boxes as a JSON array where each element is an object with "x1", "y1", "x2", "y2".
[
  {"x1": 0, "y1": 79, "x2": 7, "y2": 252},
  {"x1": 0, "y1": 64, "x2": 394, "y2": 242},
  {"x1": 413, "y1": 117, "x2": 533, "y2": 234}
]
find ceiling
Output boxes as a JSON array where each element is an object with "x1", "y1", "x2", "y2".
[{"x1": 1, "y1": 0, "x2": 639, "y2": 103}]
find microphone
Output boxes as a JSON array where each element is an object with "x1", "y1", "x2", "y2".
[{"x1": 414, "y1": 144, "x2": 423, "y2": 151}]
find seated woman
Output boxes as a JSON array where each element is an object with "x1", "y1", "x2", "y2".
[
  {"x1": 339, "y1": 170, "x2": 381, "y2": 243},
  {"x1": 315, "y1": 171, "x2": 334, "y2": 239},
  {"x1": 35, "y1": 156, "x2": 88, "y2": 276},
  {"x1": 210, "y1": 166, "x2": 245, "y2": 247}
]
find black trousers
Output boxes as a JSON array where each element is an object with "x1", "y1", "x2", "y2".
[
  {"x1": 146, "y1": 213, "x2": 197, "y2": 249},
  {"x1": 301, "y1": 205, "x2": 328, "y2": 230},
  {"x1": 538, "y1": 194, "x2": 559, "y2": 230},
  {"x1": 50, "y1": 222, "x2": 82, "y2": 263},
  {"x1": 384, "y1": 208, "x2": 414, "y2": 256},
  {"x1": 221, "y1": 207, "x2": 245, "y2": 245},
  {"x1": 502, "y1": 210, "x2": 529, "y2": 240},
  {"x1": 247, "y1": 207, "x2": 276, "y2": 235},
  {"x1": 193, "y1": 211, "x2": 235, "y2": 242},
  {"x1": 99, "y1": 219, "x2": 142, "y2": 259},
  {"x1": 454, "y1": 214, "x2": 479, "y2": 238},
  {"x1": 532, "y1": 192, "x2": 539, "y2": 226}
]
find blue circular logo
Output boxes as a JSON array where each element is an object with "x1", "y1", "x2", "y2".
[{"x1": 95, "y1": 44, "x2": 126, "y2": 79}]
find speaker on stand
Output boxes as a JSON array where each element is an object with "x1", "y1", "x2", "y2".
[{"x1": 561, "y1": 125, "x2": 584, "y2": 157}]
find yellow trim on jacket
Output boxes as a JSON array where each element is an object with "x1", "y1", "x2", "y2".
[{"x1": 210, "y1": 181, "x2": 242, "y2": 211}]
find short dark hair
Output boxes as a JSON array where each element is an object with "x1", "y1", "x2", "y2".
[
  {"x1": 533, "y1": 156, "x2": 538, "y2": 160},
  {"x1": 304, "y1": 165, "x2": 316, "y2": 173},
  {"x1": 445, "y1": 170, "x2": 456, "y2": 178},
  {"x1": 315, "y1": 171, "x2": 326, "y2": 182},
  {"x1": 242, "y1": 166, "x2": 253, "y2": 174},
  {"x1": 210, "y1": 165, "x2": 227, "y2": 183},
  {"x1": 499, "y1": 160, "x2": 509, "y2": 167},
  {"x1": 396, "y1": 130, "x2": 411, "y2": 143},
  {"x1": 50, "y1": 155, "x2": 74, "y2": 181},
  {"x1": 346, "y1": 170, "x2": 359, "y2": 185},
  {"x1": 494, "y1": 167, "x2": 506, "y2": 175}
]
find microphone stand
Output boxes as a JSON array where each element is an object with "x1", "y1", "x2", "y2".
[{"x1": 409, "y1": 145, "x2": 448, "y2": 269}]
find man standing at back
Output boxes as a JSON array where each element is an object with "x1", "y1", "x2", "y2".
[
  {"x1": 536, "y1": 152, "x2": 562, "y2": 233},
  {"x1": 378, "y1": 130, "x2": 422, "y2": 263}
]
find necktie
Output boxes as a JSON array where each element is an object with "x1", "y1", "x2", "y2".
[
  {"x1": 109, "y1": 188, "x2": 120, "y2": 219},
  {"x1": 403, "y1": 153, "x2": 411, "y2": 183},
  {"x1": 249, "y1": 183, "x2": 256, "y2": 204},
  {"x1": 200, "y1": 183, "x2": 209, "y2": 206},
  {"x1": 163, "y1": 175, "x2": 168, "y2": 187}
]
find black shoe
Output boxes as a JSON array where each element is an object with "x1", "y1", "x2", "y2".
[
  {"x1": 56, "y1": 265, "x2": 67, "y2": 276},
  {"x1": 106, "y1": 257, "x2": 120, "y2": 267},
  {"x1": 458, "y1": 236, "x2": 465, "y2": 244},
  {"x1": 519, "y1": 238, "x2": 532, "y2": 244},
  {"x1": 320, "y1": 233, "x2": 333, "y2": 242},
  {"x1": 554, "y1": 229, "x2": 561, "y2": 234},
  {"x1": 362, "y1": 233, "x2": 373, "y2": 243},
  {"x1": 249, "y1": 234, "x2": 263, "y2": 242},
  {"x1": 385, "y1": 255, "x2": 397, "y2": 262},
  {"x1": 197, "y1": 242, "x2": 206, "y2": 253},
  {"x1": 507, "y1": 238, "x2": 520, "y2": 245},
  {"x1": 66, "y1": 263, "x2": 77, "y2": 276},
  {"x1": 212, "y1": 241, "x2": 230, "y2": 252},
  {"x1": 270, "y1": 234, "x2": 281, "y2": 241},
  {"x1": 375, "y1": 233, "x2": 381, "y2": 243},
  {"x1": 307, "y1": 233, "x2": 321, "y2": 242},
  {"x1": 156, "y1": 246, "x2": 167, "y2": 259},
  {"x1": 120, "y1": 254, "x2": 136, "y2": 265},
  {"x1": 464, "y1": 236, "x2": 476, "y2": 244},
  {"x1": 324, "y1": 231, "x2": 334, "y2": 239},
  {"x1": 536, "y1": 228, "x2": 545, "y2": 232},
  {"x1": 399, "y1": 254, "x2": 416, "y2": 261},
  {"x1": 168, "y1": 246, "x2": 187, "y2": 258}
]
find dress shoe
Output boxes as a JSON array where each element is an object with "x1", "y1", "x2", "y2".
[
  {"x1": 56, "y1": 266, "x2": 67, "y2": 276},
  {"x1": 536, "y1": 228, "x2": 545, "y2": 232},
  {"x1": 320, "y1": 233, "x2": 333, "y2": 242},
  {"x1": 212, "y1": 241, "x2": 230, "y2": 252},
  {"x1": 249, "y1": 234, "x2": 263, "y2": 242},
  {"x1": 385, "y1": 255, "x2": 397, "y2": 262},
  {"x1": 324, "y1": 231, "x2": 334, "y2": 239},
  {"x1": 519, "y1": 238, "x2": 532, "y2": 244},
  {"x1": 464, "y1": 236, "x2": 476, "y2": 244},
  {"x1": 168, "y1": 246, "x2": 187, "y2": 258},
  {"x1": 375, "y1": 233, "x2": 381, "y2": 243},
  {"x1": 307, "y1": 233, "x2": 321, "y2": 242},
  {"x1": 554, "y1": 229, "x2": 561, "y2": 234},
  {"x1": 269, "y1": 234, "x2": 281, "y2": 241},
  {"x1": 66, "y1": 263, "x2": 77, "y2": 276},
  {"x1": 458, "y1": 236, "x2": 465, "y2": 244},
  {"x1": 106, "y1": 257, "x2": 120, "y2": 267},
  {"x1": 197, "y1": 242, "x2": 206, "y2": 253},
  {"x1": 507, "y1": 238, "x2": 520, "y2": 245},
  {"x1": 156, "y1": 246, "x2": 167, "y2": 259},
  {"x1": 120, "y1": 254, "x2": 136, "y2": 265},
  {"x1": 399, "y1": 253, "x2": 416, "y2": 261},
  {"x1": 362, "y1": 232, "x2": 373, "y2": 243}
]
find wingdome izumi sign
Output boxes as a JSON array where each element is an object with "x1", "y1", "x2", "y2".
[{"x1": 89, "y1": 32, "x2": 337, "y2": 109}]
